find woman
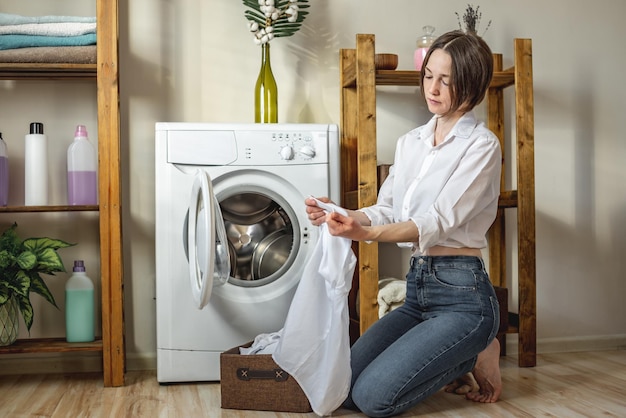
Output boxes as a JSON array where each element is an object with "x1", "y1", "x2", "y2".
[{"x1": 306, "y1": 30, "x2": 502, "y2": 417}]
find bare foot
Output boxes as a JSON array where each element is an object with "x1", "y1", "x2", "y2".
[
  {"x1": 466, "y1": 338, "x2": 502, "y2": 403},
  {"x1": 444, "y1": 372, "x2": 479, "y2": 395}
]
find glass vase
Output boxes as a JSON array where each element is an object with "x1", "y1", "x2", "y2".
[
  {"x1": 0, "y1": 297, "x2": 19, "y2": 346},
  {"x1": 414, "y1": 25, "x2": 436, "y2": 71},
  {"x1": 255, "y1": 43, "x2": 278, "y2": 123}
]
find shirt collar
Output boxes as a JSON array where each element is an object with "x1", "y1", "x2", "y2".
[{"x1": 418, "y1": 111, "x2": 479, "y2": 145}]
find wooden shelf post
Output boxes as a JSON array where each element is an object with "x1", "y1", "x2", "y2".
[{"x1": 97, "y1": 0, "x2": 125, "y2": 386}]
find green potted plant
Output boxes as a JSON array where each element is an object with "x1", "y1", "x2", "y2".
[{"x1": 0, "y1": 222, "x2": 74, "y2": 345}]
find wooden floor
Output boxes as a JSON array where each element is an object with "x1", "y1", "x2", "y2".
[{"x1": 1, "y1": 349, "x2": 625, "y2": 417}]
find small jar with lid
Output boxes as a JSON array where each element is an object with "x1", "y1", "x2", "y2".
[{"x1": 414, "y1": 25, "x2": 436, "y2": 71}]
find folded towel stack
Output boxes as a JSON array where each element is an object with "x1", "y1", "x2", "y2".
[{"x1": 0, "y1": 13, "x2": 96, "y2": 51}]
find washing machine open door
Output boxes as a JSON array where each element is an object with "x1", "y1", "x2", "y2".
[{"x1": 188, "y1": 170, "x2": 230, "y2": 309}]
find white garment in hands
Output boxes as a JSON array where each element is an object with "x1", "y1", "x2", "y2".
[{"x1": 272, "y1": 201, "x2": 356, "y2": 416}]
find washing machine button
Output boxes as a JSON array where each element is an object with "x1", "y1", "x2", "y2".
[{"x1": 280, "y1": 145, "x2": 295, "y2": 160}]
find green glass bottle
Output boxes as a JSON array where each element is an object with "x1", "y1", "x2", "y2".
[{"x1": 255, "y1": 43, "x2": 278, "y2": 123}]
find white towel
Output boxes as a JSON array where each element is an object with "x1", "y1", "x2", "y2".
[
  {"x1": 0, "y1": 13, "x2": 96, "y2": 26},
  {"x1": 0, "y1": 22, "x2": 96, "y2": 37},
  {"x1": 377, "y1": 277, "x2": 407, "y2": 318}
]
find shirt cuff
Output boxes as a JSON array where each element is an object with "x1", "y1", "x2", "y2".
[{"x1": 410, "y1": 214, "x2": 439, "y2": 253}]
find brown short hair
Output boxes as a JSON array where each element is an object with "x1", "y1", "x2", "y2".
[{"x1": 420, "y1": 30, "x2": 493, "y2": 115}]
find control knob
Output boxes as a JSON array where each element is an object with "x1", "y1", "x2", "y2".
[
  {"x1": 299, "y1": 145, "x2": 316, "y2": 159},
  {"x1": 279, "y1": 145, "x2": 295, "y2": 160}
]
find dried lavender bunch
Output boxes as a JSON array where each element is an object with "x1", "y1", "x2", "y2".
[{"x1": 456, "y1": 4, "x2": 491, "y2": 35}]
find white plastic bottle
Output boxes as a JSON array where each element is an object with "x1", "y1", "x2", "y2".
[
  {"x1": 65, "y1": 260, "x2": 95, "y2": 343},
  {"x1": 0, "y1": 132, "x2": 8, "y2": 206},
  {"x1": 67, "y1": 124, "x2": 97, "y2": 205},
  {"x1": 24, "y1": 122, "x2": 48, "y2": 206}
]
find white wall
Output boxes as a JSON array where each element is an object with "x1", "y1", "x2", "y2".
[{"x1": 1, "y1": 0, "x2": 624, "y2": 370}]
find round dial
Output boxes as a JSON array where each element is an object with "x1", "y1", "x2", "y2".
[
  {"x1": 299, "y1": 145, "x2": 316, "y2": 159},
  {"x1": 279, "y1": 145, "x2": 295, "y2": 160}
]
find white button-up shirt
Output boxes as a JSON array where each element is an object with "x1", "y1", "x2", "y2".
[{"x1": 359, "y1": 111, "x2": 502, "y2": 255}]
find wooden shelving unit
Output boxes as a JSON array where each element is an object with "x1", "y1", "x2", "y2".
[
  {"x1": 340, "y1": 34, "x2": 536, "y2": 367},
  {"x1": 0, "y1": 0, "x2": 125, "y2": 386}
]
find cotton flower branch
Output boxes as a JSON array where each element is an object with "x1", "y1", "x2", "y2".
[{"x1": 243, "y1": 0, "x2": 310, "y2": 45}]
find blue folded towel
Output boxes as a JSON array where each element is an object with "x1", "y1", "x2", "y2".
[
  {"x1": 0, "y1": 13, "x2": 96, "y2": 26},
  {"x1": 0, "y1": 33, "x2": 96, "y2": 50}
]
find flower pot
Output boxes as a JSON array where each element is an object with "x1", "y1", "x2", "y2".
[{"x1": 0, "y1": 297, "x2": 19, "y2": 346}]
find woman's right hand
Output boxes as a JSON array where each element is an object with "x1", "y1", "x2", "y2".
[{"x1": 305, "y1": 196, "x2": 332, "y2": 226}]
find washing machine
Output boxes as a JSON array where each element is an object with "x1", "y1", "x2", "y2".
[{"x1": 155, "y1": 122, "x2": 340, "y2": 382}]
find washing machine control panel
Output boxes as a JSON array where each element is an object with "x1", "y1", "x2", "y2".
[
  {"x1": 160, "y1": 123, "x2": 337, "y2": 167},
  {"x1": 233, "y1": 129, "x2": 332, "y2": 165}
]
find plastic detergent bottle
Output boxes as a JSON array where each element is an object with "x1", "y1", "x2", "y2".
[
  {"x1": 65, "y1": 260, "x2": 95, "y2": 343},
  {"x1": 0, "y1": 132, "x2": 8, "y2": 206},
  {"x1": 67, "y1": 125, "x2": 97, "y2": 205},
  {"x1": 24, "y1": 122, "x2": 48, "y2": 206}
]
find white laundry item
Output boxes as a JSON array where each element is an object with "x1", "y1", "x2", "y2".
[
  {"x1": 377, "y1": 278, "x2": 407, "y2": 318},
  {"x1": 0, "y1": 22, "x2": 96, "y2": 36},
  {"x1": 239, "y1": 332, "x2": 281, "y2": 355},
  {"x1": 272, "y1": 200, "x2": 356, "y2": 416}
]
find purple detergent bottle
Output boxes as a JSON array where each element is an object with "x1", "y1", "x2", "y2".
[{"x1": 67, "y1": 125, "x2": 97, "y2": 205}]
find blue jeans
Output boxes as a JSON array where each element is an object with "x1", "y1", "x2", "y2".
[{"x1": 344, "y1": 256, "x2": 500, "y2": 417}]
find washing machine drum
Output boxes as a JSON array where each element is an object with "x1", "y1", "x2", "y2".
[{"x1": 221, "y1": 193, "x2": 295, "y2": 287}]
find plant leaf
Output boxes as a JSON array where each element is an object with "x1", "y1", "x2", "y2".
[
  {"x1": 21, "y1": 237, "x2": 73, "y2": 273},
  {"x1": 15, "y1": 293, "x2": 34, "y2": 332},
  {"x1": 0, "y1": 249, "x2": 14, "y2": 269},
  {"x1": 35, "y1": 248, "x2": 68, "y2": 273},
  {"x1": 6, "y1": 270, "x2": 30, "y2": 297},
  {"x1": 0, "y1": 223, "x2": 19, "y2": 249},
  {"x1": 23, "y1": 237, "x2": 74, "y2": 252},
  {"x1": 16, "y1": 250, "x2": 37, "y2": 270},
  {"x1": 243, "y1": 10, "x2": 265, "y2": 25},
  {"x1": 29, "y1": 272, "x2": 58, "y2": 308}
]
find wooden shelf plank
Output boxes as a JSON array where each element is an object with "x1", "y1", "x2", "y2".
[
  {"x1": 0, "y1": 338, "x2": 103, "y2": 354},
  {"x1": 499, "y1": 190, "x2": 518, "y2": 208},
  {"x1": 0, "y1": 63, "x2": 96, "y2": 80},
  {"x1": 342, "y1": 67, "x2": 515, "y2": 89},
  {"x1": 0, "y1": 205, "x2": 98, "y2": 213},
  {"x1": 376, "y1": 70, "x2": 420, "y2": 86}
]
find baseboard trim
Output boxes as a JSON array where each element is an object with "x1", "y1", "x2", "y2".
[
  {"x1": 0, "y1": 352, "x2": 103, "y2": 375},
  {"x1": 1, "y1": 335, "x2": 625, "y2": 376},
  {"x1": 505, "y1": 334, "x2": 626, "y2": 356},
  {"x1": 126, "y1": 352, "x2": 156, "y2": 371}
]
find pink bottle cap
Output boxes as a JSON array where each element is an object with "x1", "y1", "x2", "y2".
[{"x1": 75, "y1": 125, "x2": 88, "y2": 138}]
